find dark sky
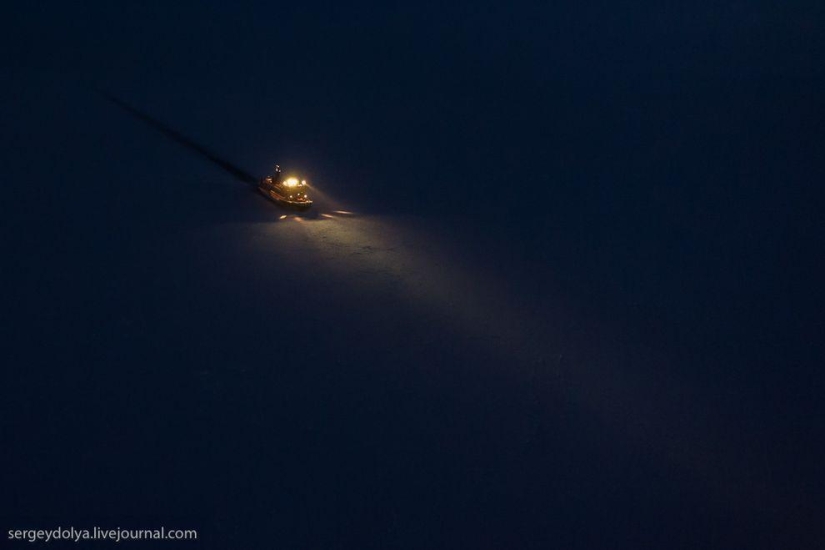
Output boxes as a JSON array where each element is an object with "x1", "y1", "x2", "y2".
[{"x1": 3, "y1": 1, "x2": 824, "y2": 548}]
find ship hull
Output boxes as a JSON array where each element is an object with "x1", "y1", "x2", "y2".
[{"x1": 258, "y1": 183, "x2": 313, "y2": 210}]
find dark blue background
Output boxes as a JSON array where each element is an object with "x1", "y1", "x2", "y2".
[{"x1": 3, "y1": 1, "x2": 823, "y2": 547}]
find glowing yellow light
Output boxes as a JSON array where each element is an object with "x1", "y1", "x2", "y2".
[
  {"x1": 279, "y1": 214, "x2": 287, "y2": 220},
  {"x1": 301, "y1": 180, "x2": 306, "y2": 185},
  {"x1": 321, "y1": 213, "x2": 334, "y2": 218},
  {"x1": 333, "y1": 210, "x2": 354, "y2": 215},
  {"x1": 284, "y1": 177, "x2": 299, "y2": 187}
]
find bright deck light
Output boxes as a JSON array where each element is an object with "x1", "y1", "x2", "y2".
[{"x1": 284, "y1": 177, "x2": 299, "y2": 187}]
